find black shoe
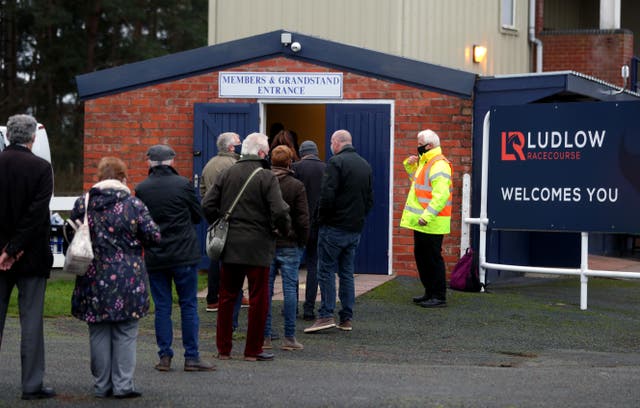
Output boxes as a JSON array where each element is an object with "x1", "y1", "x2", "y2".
[
  {"x1": 114, "y1": 390, "x2": 142, "y2": 399},
  {"x1": 412, "y1": 294, "x2": 430, "y2": 304},
  {"x1": 244, "y1": 351, "x2": 275, "y2": 361},
  {"x1": 256, "y1": 352, "x2": 274, "y2": 361},
  {"x1": 302, "y1": 313, "x2": 316, "y2": 321},
  {"x1": 419, "y1": 298, "x2": 447, "y2": 308},
  {"x1": 22, "y1": 386, "x2": 56, "y2": 400}
]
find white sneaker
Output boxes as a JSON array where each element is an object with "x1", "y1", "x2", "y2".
[{"x1": 303, "y1": 317, "x2": 336, "y2": 333}]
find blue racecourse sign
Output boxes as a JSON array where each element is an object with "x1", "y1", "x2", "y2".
[{"x1": 488, "y1": 101, "x2": 640, "y2": 233}]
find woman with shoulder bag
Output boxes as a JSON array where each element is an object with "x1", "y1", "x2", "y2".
[{"x1": 69, "y1": 157, "x2": 161, "y2": 399}]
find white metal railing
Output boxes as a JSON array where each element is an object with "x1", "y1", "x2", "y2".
[
  {"x1": 50, "y1": 196, "x2": 77, "y2": 268},
  {"x1": 461, "y1": 112, "x2": 640, "y2": 310}
]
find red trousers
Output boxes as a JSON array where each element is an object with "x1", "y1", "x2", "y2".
[{"x1": 216, "y1": 263, "x2": 269, "y2": 358}]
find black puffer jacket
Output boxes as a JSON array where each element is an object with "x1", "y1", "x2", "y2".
[
  {"x1": 318, "y1": 145, "x2": 374, "y2": 233},
  {"x1": 202, "y1": 155, "x2": 290, "y2": 267},
  {"x1": 272, "y1": 166, "x2": 309, "y2": 248},
  {"x1": 134, "y1": 165, "x2": 202, "y2": 271}
]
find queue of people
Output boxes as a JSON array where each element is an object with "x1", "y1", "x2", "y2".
[{"x1": 0, "y1": 112, "x2": 453, "y2": 400}]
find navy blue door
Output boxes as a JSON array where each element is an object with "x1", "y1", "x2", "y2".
[
  {"x1": 326, "y1": 104, "x2": 391, "y2": 275},
  {"x1": 192, "y1": 103, "x2": 259, "y2": 268}
]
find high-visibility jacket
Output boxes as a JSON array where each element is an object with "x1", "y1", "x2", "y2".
[{"x1": 400, "y1": 146, "x2": 452, "y2": 234}]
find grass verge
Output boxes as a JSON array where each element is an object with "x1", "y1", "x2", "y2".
[{"x1": 6, "y1": 270, "x2": 209, "y2": 317}]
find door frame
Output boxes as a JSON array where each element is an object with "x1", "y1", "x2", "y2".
[{"x1": 258, "y1": 99, "x2": 395, "y2": 275}]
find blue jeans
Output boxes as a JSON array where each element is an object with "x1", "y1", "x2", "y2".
[
  {"x1": 317, "y1": 226, "x2": 361, "y2": 322},
  {"x1": 148, "y1": 265, "x2": 200, "y2": 359},
  {"x1": 265, "y1": 247, "x2": 302, "y2": 339}
]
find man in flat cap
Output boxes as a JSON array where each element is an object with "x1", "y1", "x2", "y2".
[{"x1": 135, "y1": 144, "x2": 215, "y2": 372}]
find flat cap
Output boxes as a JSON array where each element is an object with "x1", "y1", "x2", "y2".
[{"x1": 147, "y1": 144, "x2": 176, "y2": 161}]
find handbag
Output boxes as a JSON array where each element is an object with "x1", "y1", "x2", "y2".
[
  {"x1": 206, "y1": 167, "x2": 262, "y2": 260},
  {"x1": 63, "y1": 193, "x2": 94, "y2": 276}
]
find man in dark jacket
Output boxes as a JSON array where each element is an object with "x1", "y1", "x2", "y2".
[
  {"x1": 304, "y1": 129, "x2": 373, "y2": 334},
  {"x1": 292, "y1": 140, "x2": 326, "y2": 321},
  {"x1": 0, "y1": 114, "x2": 56, "y2": 400},
  {"x1": 264, "y1": 145, "x2": 309, "y2": 351},
  {"x1": 202, "y1": 132, "x2": 290, "y2": 362},
  {"x1": 135, "y1": 144, "x2": 214, "y2": 372}
]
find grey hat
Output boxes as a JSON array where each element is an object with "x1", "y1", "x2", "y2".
[
  {"x1": 147, "y1": 144, "x2": 176, "y2": 161},
  {"x1": 299, "y1": 140, "x2": 319, "y2": 156}
]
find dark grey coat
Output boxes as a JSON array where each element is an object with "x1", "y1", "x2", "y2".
[
  {"x1": 202, "y1": 155, "x2": 290, "y2": 267},
  {"x1": 292, "y1": 154, "x2": 326, "y2": 226}
]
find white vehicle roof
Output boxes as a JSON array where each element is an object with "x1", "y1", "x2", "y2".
[{"x1": 0, "y1": 123, "x2": 51, "y2": 163}]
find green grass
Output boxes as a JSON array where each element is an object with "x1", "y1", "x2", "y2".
[{"x1": 6, "y1": 270, "x2": 209, "y2": 317}]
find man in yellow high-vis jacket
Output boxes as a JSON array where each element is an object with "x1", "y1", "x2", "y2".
[{"x1": 400, "y1": 129, "x2": 452, "y2": 308}]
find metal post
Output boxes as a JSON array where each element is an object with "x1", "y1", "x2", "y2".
[{"x1": 580, "y1": 232, "x2": 589, "y2": 310}]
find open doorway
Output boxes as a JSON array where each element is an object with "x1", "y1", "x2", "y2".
[{"x1": 265, "y1": 103, "x2": 327, "y2": 160}]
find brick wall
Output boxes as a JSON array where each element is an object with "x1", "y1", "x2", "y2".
[
  {"x1": 541, "y1": 30, "x2": 634, "y2": 86},
  {"x1": 84, "y1": 57, "x2": 473, "y2": 277}
]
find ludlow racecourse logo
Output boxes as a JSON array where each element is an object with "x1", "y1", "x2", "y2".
[{"x1": 501, "y1": 129, "x2": 606, "y2": 161}]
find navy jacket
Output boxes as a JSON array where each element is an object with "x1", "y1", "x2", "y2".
[{"x1": 135, "y1": 165, "x2": 202, "y2": 271}]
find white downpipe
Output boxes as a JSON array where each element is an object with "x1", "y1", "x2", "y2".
[
  {"x1": 599, "y1": 0, "x2": 621, "y2": 29},
  {"x1": 461, "y1": 111, "x2": 640, "y2": 309},
  {"x1": 464, "y1": 112, "x2": 491, "y2": 292},
  {"x1": 460, "y1": 173, "x2": 471, "y2": 257},
  {"x1": 529, "y1": 0, "x2": 543, "y2": 73}
]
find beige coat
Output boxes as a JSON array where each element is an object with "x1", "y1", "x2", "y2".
[{"x1": 200, "y1": 151, "x2": 239, "y2": 197}]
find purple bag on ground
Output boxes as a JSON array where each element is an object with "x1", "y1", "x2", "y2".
[{"x1": 449, "y1": 247, "x2": 482, "y2": 292}]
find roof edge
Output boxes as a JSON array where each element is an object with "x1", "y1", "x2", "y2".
[{"x1": 76, "y1": 30, "x2": 475, "y2": 101}]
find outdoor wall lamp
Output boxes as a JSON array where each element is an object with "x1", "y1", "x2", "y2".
[{"x1": 473, "y1": 45, "x2": 487, "y2": 63}]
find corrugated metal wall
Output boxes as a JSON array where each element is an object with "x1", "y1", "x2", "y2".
[{"x1": 208, "y1": 0, "x2": 532, "y2": 75}]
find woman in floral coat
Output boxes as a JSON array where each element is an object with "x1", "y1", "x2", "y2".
[{"x1": 69, "y1": 157, "x2": 160, "y2": 399}]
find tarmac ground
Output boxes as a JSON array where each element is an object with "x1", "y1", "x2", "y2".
[{"x1": 1, "y1": 256, "x2": 640, "y2": 407}]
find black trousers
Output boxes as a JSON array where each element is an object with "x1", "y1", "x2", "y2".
[
  {"x1": 206, "y1": 259, "x2": 220, "y2": 304},
  {"x1": 413, "y1": 231, "x2": 446, "y2": 300}
]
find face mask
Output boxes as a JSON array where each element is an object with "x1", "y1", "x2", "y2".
[
  {"x1": 233, "y1": 144, "x2": 242, "y2": 155},
  {"x1": 417, "y1": 144, "x2": 429, "y2": 156}
]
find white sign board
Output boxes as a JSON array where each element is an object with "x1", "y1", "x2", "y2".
[{"x1": 219, "y1": 72, "x2": 343, "y2": 99}]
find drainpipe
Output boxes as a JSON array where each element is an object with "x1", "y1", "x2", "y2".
[{"x1": 529, "y1": 0, "x2": 543, "y2": 72}]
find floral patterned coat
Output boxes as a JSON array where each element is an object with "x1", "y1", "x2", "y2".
[{"x1": 70, "y1": 180, "x2": 161, "y2": 323}]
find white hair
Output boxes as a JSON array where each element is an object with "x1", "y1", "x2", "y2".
[
  {"x1": 417, "y1": 129, "x2": 440, "y2": 147},
  {"x1": 241, "y1": 132, "x2": 269, "y2": 156},
  {"x1": 6, "y1": 114, "x2": 37, "y2": 145}
]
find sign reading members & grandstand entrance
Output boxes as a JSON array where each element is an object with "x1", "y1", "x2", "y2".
[
  {"x1": 219, "y1": 72, "x2": 343, "y2": 99},
  {"x1": 488, "y1": 101, "x2": 640, "y2": 233}
]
